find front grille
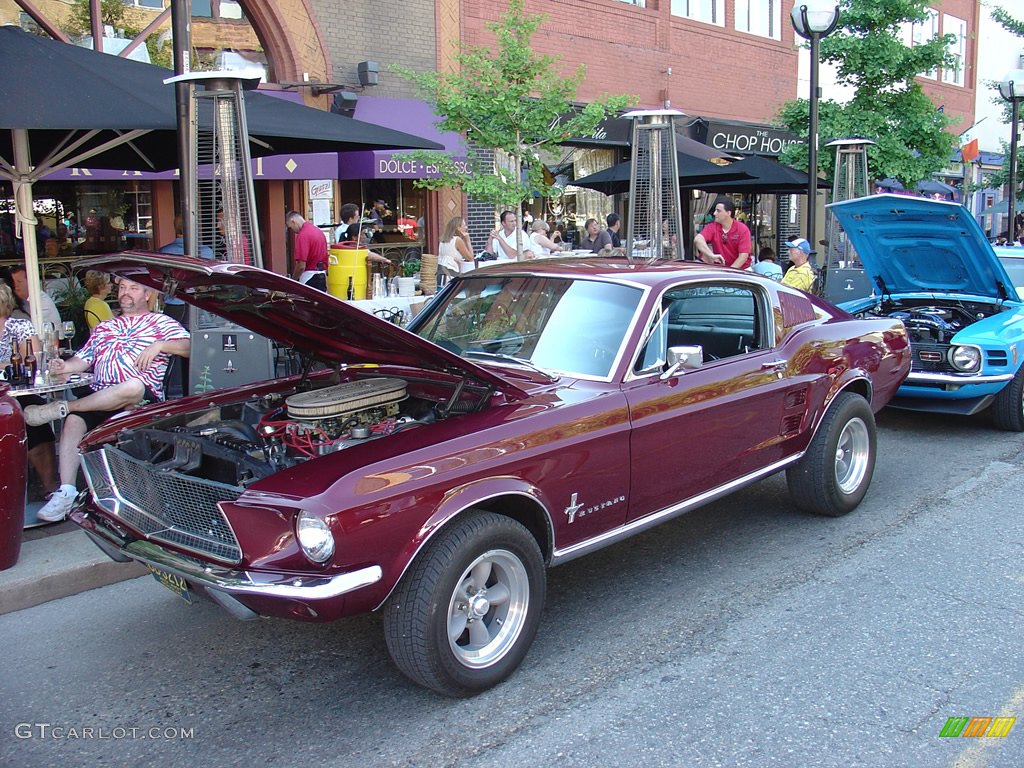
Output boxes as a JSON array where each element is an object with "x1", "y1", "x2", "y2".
[
  {"x1": 81, "y1": 448, "x2": 243, "y2": 564},
  {"x1": 912, "y1": 342, "x2": 954, "y2": 373}
]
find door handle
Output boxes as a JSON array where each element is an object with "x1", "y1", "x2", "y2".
[{"x1": 760, "y1": 359, "x2": 787, "y2": 371}]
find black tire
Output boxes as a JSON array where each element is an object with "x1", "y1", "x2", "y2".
[
  {"x1": 992, "y1": 368, "x2": 1024, "y2": 432},
  {"x1": 383, "y1": 511, "x2": 545, "y2": 697},
  {"x1": 786, "y1": 392, "x2": 876, "y2": 517}
]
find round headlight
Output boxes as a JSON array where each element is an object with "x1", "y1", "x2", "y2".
[
  {"x1": 949, "y1": 345, "x2": 981, "y2": 372},
  {"x1": 296, "y1": 511, "x2": 335, "y2": 563}
]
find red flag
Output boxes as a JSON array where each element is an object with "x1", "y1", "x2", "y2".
[{"x1": 961, "y1": 138, "x2": 979, "y2": 163}]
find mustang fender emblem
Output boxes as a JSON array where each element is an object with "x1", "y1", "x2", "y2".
[{"x1": 564, "y1": 492, "x2": 626, "y2": 524}]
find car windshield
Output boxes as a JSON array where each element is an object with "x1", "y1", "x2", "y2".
[
  {"x1": 412, "y1": 275, "x2": 644, "y2": 378},
  {"x1": 997, "y1": 255, "x2": 1024, "y2": 295}
]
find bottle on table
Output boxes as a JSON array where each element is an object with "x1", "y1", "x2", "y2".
[
  {"x1": 9, "y1": 350, "x2": 22, "y2": 385},
  {"x1": 346, "y1": 276, "x2": 355, "y2": 301},
  {"x1": 24, "y1": 348, "x2": 37, "y2": 384}
]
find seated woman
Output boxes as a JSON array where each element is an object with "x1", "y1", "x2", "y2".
[
  {"x1": 529, "y1": 220, "x2": 568, "y2": 258},
  {"x1": 438, "y1": 216, "x2": 475, "y2": 279},
  {"x1": 83, "y1": 270, "x2": 113, "y2": 330},
  {"x1": 0, "y1": 283, "x2": 59, "y2": 504}
]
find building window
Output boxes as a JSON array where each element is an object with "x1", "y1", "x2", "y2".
[
  {"x1": 942, "y1": 14, "x2": 966, "y2": 87},
  {"x1": 903, "y1": 8, "x2": 938, "y2": 79},
  {"x1": 191, "y1": 0, "x2": 245, "y2": 20},
  {"x1": 735, "y1": 0, "x2": 780, "y2": 40},
  {"x1": 671, "y1": 0, "x2": 724, "y2": 27},
  {"x1": 122, "y1": 0, "x2": 164, "y2": 8},
  {"x1": 611, "y1": 0, "x2": 645, "y2": 6}
]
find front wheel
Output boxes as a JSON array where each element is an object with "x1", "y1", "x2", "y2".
[
  {"x1": 992, "y1": 367, "x2": 1024, "y2": 431},
  {"x1": 383, "y1": 511, "x2": 545, "y2": 697},
  {"x1": 787, "y1": 392, "x2": 876, "y2": 517}
]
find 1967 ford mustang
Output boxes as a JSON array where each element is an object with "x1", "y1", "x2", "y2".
[
  {"x1": 831, "y1": 194, "x2": 1024, "y2": 430},
  {"x1": 70, "y1": 253, "x2": 909, "y2": 696}
]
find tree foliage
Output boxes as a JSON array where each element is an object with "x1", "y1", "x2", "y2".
[
  {"x1": 777, "y1": 0, "x2": 958, "y2": 187},
  {"x1": 395, "y1": 0, "x2": 634, "y2": 249}
]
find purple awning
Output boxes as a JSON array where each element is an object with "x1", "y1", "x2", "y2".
[{"x1": 338, "y1": 96, "x2": 466, "y2": 180}]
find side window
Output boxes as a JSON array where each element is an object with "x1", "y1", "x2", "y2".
[{"x1": 665, "y1": 284, "x2": 764, "y2": 362}]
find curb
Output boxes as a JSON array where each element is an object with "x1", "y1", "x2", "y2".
[{"x1": 0, "y1": 531, "x2": 146, "y2": 615}]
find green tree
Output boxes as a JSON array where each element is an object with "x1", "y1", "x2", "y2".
[
  {"x1": 777, "y1": 0, "x2": 957, "y2": 186},
  {"x1": 395, "y1": 0, "x2": 634, "y2": 257}
]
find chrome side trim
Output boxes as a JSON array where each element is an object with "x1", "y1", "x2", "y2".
[
  {"x1": 551, "y1": 453, "x2": 802, "y2": 566},
  {"x1": 906, "y1": 371, "x2": 1014, "y2": 385}
]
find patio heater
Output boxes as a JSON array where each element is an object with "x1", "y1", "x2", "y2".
[
  {"x1": 821, "y1": 138, "x2": 874, "y2": 302},
  {"x1": 625, "y1": 109, "x2": 686, "y2": 262},
  {"x1": 165, "y1": 71, "x2": 273, "y2": 393}
]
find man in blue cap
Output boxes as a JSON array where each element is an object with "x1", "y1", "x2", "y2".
[{"x1": 781, "y1": 238, "x2": 816, "y2": 292}]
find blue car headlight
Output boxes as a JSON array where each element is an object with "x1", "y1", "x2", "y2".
[
  {"x1": 296, "y1": 510, "x2": 335, "y2": 563},
  {"x1": 948, "y1": 345, "x2": 981, "y2": 372}
]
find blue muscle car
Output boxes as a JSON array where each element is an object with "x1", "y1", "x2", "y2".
[{"x1": 830, "y1": 194, "x2": 1024, "y2": 431}]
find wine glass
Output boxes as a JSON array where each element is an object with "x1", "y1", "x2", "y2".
[{"x1": 62, "y1": 320, "x2": 76, "y2": 353}]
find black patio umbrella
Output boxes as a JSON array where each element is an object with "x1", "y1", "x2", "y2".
[
  {"x1": 572, "y1": 153, "x2": 751, "y2": 195},
  {"x1": 915, "y1": 179, "x2": 959, "y2": 200},
  {"x1": 875, "y1": 177, "x2": 905, "y2": 191},
  {"x1": 0, "y1": 26, "x2": 442, "y2": 330},
  {"x1": 691, "y1": 154, "x2": 830, "y2": 194}
]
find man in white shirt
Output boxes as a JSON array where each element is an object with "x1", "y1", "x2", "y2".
[{"x1": 489, "y1": 210, "x2": 534, "y2": 260}]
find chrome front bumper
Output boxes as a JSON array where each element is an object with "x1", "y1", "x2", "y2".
[
  {"x1": 75, "y1": 509, "x2": 382, "y2": 621},
  {"x1": 906, "y1": 371, "x2": 1014, "y2": 385}
]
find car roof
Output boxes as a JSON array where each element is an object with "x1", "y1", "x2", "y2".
[{"x1": 470, "y1": 257, "x2": 775, "y2": 289}]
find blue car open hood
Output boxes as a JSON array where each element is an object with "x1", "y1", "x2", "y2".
[{"x1": 829, "y1": 194, "x2": 1020, "y2": 302}]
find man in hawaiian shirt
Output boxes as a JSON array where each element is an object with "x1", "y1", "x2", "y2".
[{"x1": 23, "y1": 277, "x2": 190, "y2": 521}]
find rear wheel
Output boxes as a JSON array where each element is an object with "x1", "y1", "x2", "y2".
[
  {"x1": 787, "y1": 392, "x2": 876, "y2": 517},
  {"x1": 384, "y1": 511, "x2": 545, "y2": 697},
  {"x1": 992, "y1": 367, "x2": 1024, "y2": 432}
]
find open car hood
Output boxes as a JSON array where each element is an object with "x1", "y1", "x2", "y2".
[
  {"x1": 78, "y1": 252, "x2": 529, "y2": 399},
  {"x1": 829, "y1": 194, "x2": 1020, "y2": 302}
]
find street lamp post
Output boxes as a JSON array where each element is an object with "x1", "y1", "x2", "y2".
[
  {"x1": 791, "y1": 2, "x2": 840, "y2": 261},
  {"x1": 999, "y1": 70, "x2": 1024, "y2": 243}
]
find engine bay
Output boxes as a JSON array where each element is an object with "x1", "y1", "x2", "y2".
[
  {"x1": 861, "y1": 299, "x2": 1001, "y2": 344},
  {"x1": 107, "y1": 376, "x2": 477, "y2": 488}
]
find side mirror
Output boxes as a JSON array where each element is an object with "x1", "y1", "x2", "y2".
[{"x1": 660, "y1": 345, "x2": 703, "y2": 380}]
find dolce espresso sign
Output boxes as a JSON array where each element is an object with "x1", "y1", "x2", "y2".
[{"x1": 703, "y1": 121, "x2": 801, "y2": 156}]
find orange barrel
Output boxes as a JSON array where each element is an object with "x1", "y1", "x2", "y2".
[{"x1": 327, "y1": 246, "x2": 368, "y2": 300}]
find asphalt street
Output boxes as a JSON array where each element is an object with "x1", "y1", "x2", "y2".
[{"x1": 1, "y1": 408, "x2": 1022, "y2": 768}]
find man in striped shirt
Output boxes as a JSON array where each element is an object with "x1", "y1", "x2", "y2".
[{"x1": 23, "y1": 278, "x2": 190, "y2": 522}]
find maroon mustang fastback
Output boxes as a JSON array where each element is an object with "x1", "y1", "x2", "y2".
[{"x1": 70, "y1": 253, "x2": 909, "y2": 696}]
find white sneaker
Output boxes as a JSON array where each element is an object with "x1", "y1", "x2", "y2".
[
  {"x1": 23, "y1": 400, "x2": 69, "y2": 427},
  {"x1": 37, "y1": 487, "x2": 76, "y2": 522}
]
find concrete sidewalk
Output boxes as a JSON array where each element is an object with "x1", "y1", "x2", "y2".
[{"x1": 0, "y1": 525, "x2": 146, "y2": 615}]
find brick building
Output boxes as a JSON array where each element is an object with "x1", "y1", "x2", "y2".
[{"x1": 1, "y1": 0, "x2": 981, "y2": 270}]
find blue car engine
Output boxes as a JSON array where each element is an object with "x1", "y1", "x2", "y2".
[{"x1": 887, "y1": 306, "x2": 966, "y2": 343}]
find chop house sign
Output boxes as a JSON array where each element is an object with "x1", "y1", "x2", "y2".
[{"x1": 704, "y1": 121, "x2": 800, "y2": 156}]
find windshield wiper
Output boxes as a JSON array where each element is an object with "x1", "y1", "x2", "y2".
[{"x1": 462, "y1": 350, "x2": 556, "y2": 381}]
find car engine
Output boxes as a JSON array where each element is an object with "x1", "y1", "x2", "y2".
[
  {"x1": 109, "y1": 377, "x2": 447, "y2": 488},
  {"x1": 864, "y1": 300, "x2": 995, "y2": 344}
]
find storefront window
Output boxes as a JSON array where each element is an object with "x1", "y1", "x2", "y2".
[
  {"x1": 358, "y1": 179, "x2": 427, "y2": 261},
  {"x1": 0, "y1": 180, "x2": 153, "y2": 262},
  {"x1": 564, "y1": 149, "x2": 617, "y2": 247}
]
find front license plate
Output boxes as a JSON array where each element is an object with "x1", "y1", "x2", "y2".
[{"x1": 147, "y1": 565, "x2": 193, "y2": 604}]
